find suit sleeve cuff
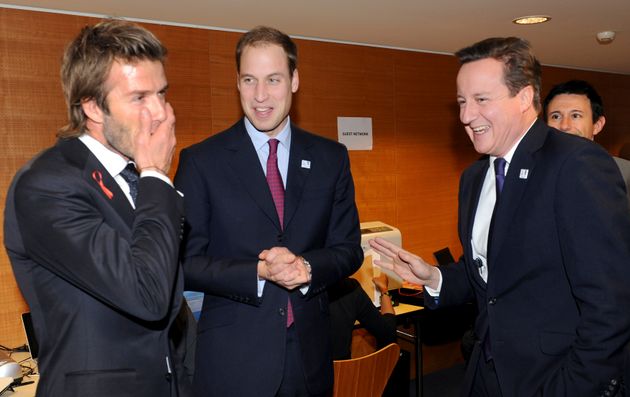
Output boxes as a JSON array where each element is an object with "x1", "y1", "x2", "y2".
[
  {"x1": 424, "y1": 268, "x2": 443, "y2": 297},
  {"x1": 140, "y1": 170, "x2": 174, "y2": 188}
]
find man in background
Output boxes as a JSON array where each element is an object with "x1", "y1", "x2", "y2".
[
  {"x1": 4, "y1": 20, "x2": 189, "y2": 397},
  {"x1": 328, "y1": 274, "x2": 397, "y2": 360},
  {"x1": 175, "y1": 26, "x2": 362, "y2": 396},
  {"x1": 370, "y1": 37, "x2": 630, "y2": 396},
  {"x1": 543, "y1": 79, "x2": 630, "y2": 201}
]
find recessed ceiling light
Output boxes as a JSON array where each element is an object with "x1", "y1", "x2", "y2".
[{"x1": 512, "y1": 15, "x2": 551, "y2": 25}]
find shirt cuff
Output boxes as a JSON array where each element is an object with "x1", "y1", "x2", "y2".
[
  {"x1": 257, "y1": 278, "x2": 266, "y2": 297},
  {"x1": 424, "y1": 268, "x2": 443, "y2": 297},
  {"x1": 140, "y1": 170, "x2": 174, "y2": 187}
]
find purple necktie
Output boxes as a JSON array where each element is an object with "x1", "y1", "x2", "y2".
[
  {"x1": 266, "y1": 139, "x2": 293, "y2": 327},
  {"x1": 494, "y1": 157, "x2": 506, "y2": 200}
]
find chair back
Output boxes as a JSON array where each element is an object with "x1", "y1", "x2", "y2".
[{"x1": 332, "y1": 343, "x2": 400, "y2": 397}]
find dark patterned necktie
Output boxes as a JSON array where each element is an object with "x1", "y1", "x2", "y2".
[
  {"x1": 119, "y1": 163, "x2": 139, "y2": 205},
  {"x1": 266, "y1": 139, "x2": 285, "y2": 226},
  {"x1": 266, "y1": 139, "x2": 293, "y2": 327}
]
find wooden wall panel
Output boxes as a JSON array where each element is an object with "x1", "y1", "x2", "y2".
[
  {"x1": 1, "y1": 8, "x2": 629, "y2": 375},
  {"x1": 0, "y1": 8, "x2": 84, "y2": 349}
]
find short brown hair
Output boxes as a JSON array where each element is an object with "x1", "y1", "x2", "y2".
[
  {"x1": 58, "y1": 19, "x2": 167, "y2": 138},
  {"x1": 456, "y1": 37, "x2": 542, "y2": 112},
  {"x1": 235, "y1": 26, "x2": 297, "y2": 75}
]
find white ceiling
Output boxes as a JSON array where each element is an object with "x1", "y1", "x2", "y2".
[{"x1": 2, "y1": 0, "x2": 629, "y2": 75}]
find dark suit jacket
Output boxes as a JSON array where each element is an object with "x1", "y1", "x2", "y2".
[
  {"x1": 425, "y1": 120, "x2": 630, "y2": 396},
  {"x1": 174, "y1": 119, "x2": 363, "y2": 397},
  {"x1": 4, "y1": 138, "x2": 188, "y2": 397},
  {"x1": 613, "y1": 156, "x2": 630, "y2": 203}
]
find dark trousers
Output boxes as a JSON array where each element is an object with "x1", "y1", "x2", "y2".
[
  {"x1": 471, "y1": 353, "x2": 502, "y2": 397},
  {"x1": 462, "y1": 342, "x2": 502, "y2": 397},
  {"x1": 276, "y1": 325, "x2": 331, "y2": 397}
]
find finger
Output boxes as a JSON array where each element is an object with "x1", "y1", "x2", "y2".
[
  {"x1": 262, "y1": 248, "x2": 280, "y2": 262},
  {"x1": 398, "y1": 250, "x2": 425, "y2": 266},
  {"x1": 259, "y1": 250, "x2": 270, "y2": 260},
  {"x1": 282, "y1": 272, "x2": 308, "y2": 289},
  {"x1": 373, "y1": 237, "x2": 401, "y2": 252},
  {"x1": 369, "y1": 238, "x2": 398, "y2": 259},
  {"x1": 267, "y1": 252, "x2": 297, "y2": 267},
  {"x1": 373, "y1": 260, "x2": 394, "y2": 271},
  {"x1": 369, "y1": 242, "x2": 394, "y2": 260},
  {"x1": 150, "y1": 103, "x2": 175, "y2": 137},
  {"x1": 397, "y1": 251, "x2": 412, "y2": 265},
  {"x1": 273, "y1": 268, "x2": 298, "y2": 285}
]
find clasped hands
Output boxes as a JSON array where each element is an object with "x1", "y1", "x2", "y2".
[
  {"x1": 257, "y1": 247, "x2": 311, "y2": 290},
  {"x1": 368, "y1": 237, "x2": 441, "y2": 290}
]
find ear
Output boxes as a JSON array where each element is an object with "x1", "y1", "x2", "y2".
[
  {"x1": 592, "y1": 115, "x2": 606, "y2": 136},
  {"x1": 81, "y1": 98, "x2": 104, "y2": 124},
  {"x1": 236, "y1": 72, "x2": 242, "y2": 92},
  {"x1": 291, "y1": 69, "x2": 299, "y2": 93},
  {"x1": 518, "y1": 85, "x2": 535, "y2": 113}
]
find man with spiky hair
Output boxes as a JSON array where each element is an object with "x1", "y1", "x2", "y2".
[{"x1": 4, "y1": 20, "x2": 189, "y2": 397}]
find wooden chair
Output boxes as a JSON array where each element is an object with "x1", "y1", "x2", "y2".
[{"x1": 332, "y1": 343, "x2": 401, "y2": 397}]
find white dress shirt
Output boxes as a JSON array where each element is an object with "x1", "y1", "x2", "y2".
[
  {"x1": 79, "y1": 134, "x2": 174, "y2": 208},
  {"x1": 427, "y1": 120, "x2": 534, "y2": 294}
]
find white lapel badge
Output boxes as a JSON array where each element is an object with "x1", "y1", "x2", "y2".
[
  {"x1": 301, "y1": 160, "x2": 311, "y2": 169},
  {"x1": 519, "y1": 169, "x2": 529, "y2": 179}
]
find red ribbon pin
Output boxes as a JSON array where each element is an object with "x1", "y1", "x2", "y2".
[{"x1": 92, "y1": 170, "x2": 114, "y2": 200}]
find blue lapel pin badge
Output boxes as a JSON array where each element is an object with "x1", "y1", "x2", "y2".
[
  {"x1": 519, "y1": 169, "x2": 529, "y2": 179},
  {"x1": 301, "y1": 160, "x2": 311, "y2": 169}
]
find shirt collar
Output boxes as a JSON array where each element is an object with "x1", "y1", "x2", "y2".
[
  {"x1": 244, "y1": 116, "x2": 292, "y2": 151},
  {"x1": 489, "y1": 118, "x2": 536, "y2": 167},
  {"x1": 78, "y1": 134, "x2": 130, "y2": 177}
]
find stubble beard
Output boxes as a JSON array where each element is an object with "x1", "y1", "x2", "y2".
[{"x1": 102, "y1": 114, "x2": 134, "y2": 160}]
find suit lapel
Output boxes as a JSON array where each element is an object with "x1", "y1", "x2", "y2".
[
  {"x1": 225, "y1": 122, "x2": 284, "y2": 231},
  {"x1": 58, "y1": 138, "x2": 135, "y2": 227},
  {"x1": 488, "y1": 119, "x2": 546, "y2": 267},
  {"x1": 284, "y1": 126, "x2": 312, "y2": 230}
]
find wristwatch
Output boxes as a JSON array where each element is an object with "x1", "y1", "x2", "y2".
[
  {"x1": 379, "y1": 291, "x2": 392, "y2": 304},
  {"x1": 300, "y1": 257, "x2": 312, "y2": 283}
]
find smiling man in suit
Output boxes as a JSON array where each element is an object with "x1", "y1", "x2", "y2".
[
  {"x1": 543, "y1": 79, "x2": 630, "y2": 202},
  {"x1": 370, "y1": 37, "x2": 630, "y2": 396},
  {"x1": 4, "y1": 20, "x2": 189, "y2": 397},
  {"x1": 175, "y1": 26, "x2": 363, "y2": 397}
]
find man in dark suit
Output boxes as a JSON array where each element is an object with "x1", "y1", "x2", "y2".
[
  {"x1": 543, "y1": 79, "x2": 630, "y2": 202},
  {"x1": 4, "y1": 20, "x2": 189, "y2": 397},
  {"x1": 370, "y1": 37, "x2": 630, "y2": 396},
  {"x1": 175, "y1": 26, "x2": 363, "y2": 396}
]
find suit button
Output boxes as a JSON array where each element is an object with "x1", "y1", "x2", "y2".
[
  {"x1": 611, "y1": 379, "x2": 618, "y2": 385},
  {"x1": 277, "y1": 233, "x2": 283, "y2": 242},
  {"x1": 279, "y1": 308, "x2": 285, "y2": 316},
  {"x1": 165, "y1": 373, "x2": 172, "y2": 382},
  {"x1": 488, "y1": 298, "x2": 497, "y2": 305},
  {"x1": 604, "y1": 391, "x2": 610, "y2": 396}
]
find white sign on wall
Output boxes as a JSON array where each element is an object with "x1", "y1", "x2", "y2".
[{"x1": 337, "y1": 117, "x2": 372, "y2": 150}]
